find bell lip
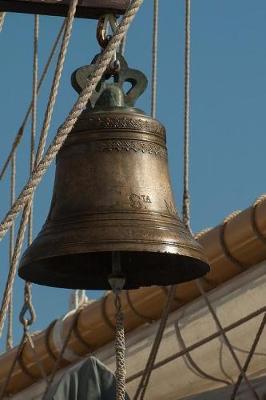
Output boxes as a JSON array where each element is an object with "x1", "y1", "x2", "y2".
[
  {"x1": 18, "y1": 250, "x2": 210, "y2": 290},
  {"x1": 19, "y1": 239, "x2": 210, "y2": 290}
]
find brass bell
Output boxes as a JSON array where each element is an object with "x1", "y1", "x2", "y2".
[{"x1": 18, "y1": 56, "x2": 210, "y2": 290}]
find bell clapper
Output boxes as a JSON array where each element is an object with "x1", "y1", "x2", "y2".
[{"x1": 108, "y1": 252, "x2": 126, "y2": 400}]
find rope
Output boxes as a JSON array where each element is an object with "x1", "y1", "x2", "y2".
[
  {"x1": 230, "y1": 313, "x2": 266, "y2": 399},
  {"x1": 0, "y1": 311, "x2": 37, "y2": 398},
  {"x1": 0, "y1": 21, "x2": 65, "y2": 180},
  {"x1": 0, "y1": 0, "x2": 79, "y2": 337},
  {"x1": 132, "y1": 5, "x2": 192, "y2": 395},
  {"x1": 0, "y1": 12, "x2": 6, "y2": 32},
  {"x1": 218, "y1": 341, "x2": 234, "y2": 384},
  {"x1": 0, "y1": 0, "x2": 144, "y2": 243},
  {"x1": 28, "y1": 14, "x2": 39, "y2": 245},
  {"x1": 251, "y1": 194, "x2": 266, "y2": 245},
  {"x1": 24, "y1": 15, "x2": 39, "y2": 318},
  {"x1": 126, "y1": 291, "x2": 154, "y2": 323},
  {"x1": 114, "y1": 292, "x2": 126, "y2": 400},
  {"x1": 0, "y1": 284, "x2": 36, "y2": 399},
  {"x1": 220, "y1": 210, "x2": 246, "y2": 270},
  {"x1": 42, "y1": 317, "x2": 77, "y2": 400},
  {"x1": 175, "y1": 320, "x2": 231, "y2": 385},
  {"x1": 0, "y1": 204, "x2": 32, "y2": 338},
  {"x1": 119, "y1": 35, "x2": 127, "y2": 55},
  {"x1": 196, "y1": 279, "x2": 260, "y2": 400},
  {"x1": 24, "y1": 330, "x2": 49, "y2": 383},
  {"x1": 133, "y1": 285, "x2": 176, "y2": 400},
  {"x1": 151, "y1": 0, "x2": 159, "y2": 118},
  {"x1": 183, "y1": 0, "x2": 191, "y2": 230},
  {"x1": 126, "y1": 306, "x2": 266, "y2": 383},
  {"x1": 35, "y1": 0, "x2": 78, "y2": 166},
  {"x1": 6, "y1": 153, "x2": 16, "y2": 351},
  {"x1": 0, "y1": 332, "x2": 27, "y2": 399}
]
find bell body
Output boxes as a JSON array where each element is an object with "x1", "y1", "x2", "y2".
[{"x1": 19, "y1": 106, "x2": 209, "y2": 289}]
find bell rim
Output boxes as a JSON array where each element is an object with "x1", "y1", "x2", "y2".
[{"x1": 19, "y1": 250, "x2": 210, "y2": 290}]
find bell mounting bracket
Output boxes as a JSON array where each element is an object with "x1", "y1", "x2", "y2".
[
  {"x1": 0, "y1": 0, "x2": 129, "y2": 19},
  {"x1": 71, "y1": 54, "x2": 148, "y2": 109}
]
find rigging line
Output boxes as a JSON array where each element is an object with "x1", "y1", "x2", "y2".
[
  {"x1": 41, "y1": 316, "x2": 77, "y2": 400},
  {"x1": 6, "y1": 153, "x2": 16, "y2": 351},
  {"x1": 1, "y1": 296, "x2": 37, "y2": 399},
  {"x1": 196, "y1": 279, "x2": 260, "y2": 400},
  {"x1": 25, "y1": 331, "x2": 49, "y2": 384},
  {"x1": 183, "y1": 0, "x2": 191, "y2": 230},
  {"x1": 0, "y1": 0, "x2": 144, "y2": 388},
  {"x1": 0, "y1": 0, "x2": 78, "y2": 338},
  {"x1": 175, "y1": 320, "x2": 231, "y2": 385},
  {"x1": 133, "y1": 285, "x2": 176, "y2": 400},
  {"x1": 0, "y1": 332, "x2": 27, "y2": 399},
  {"x1": 219, "y1": 340, "x2": 234, "y2": 384},
  {"x1": 151, "y1": 0, "x2": 159, "y2": 118},
  {"x1": 0, "y1": 204, "x2": 32, "y2": 338},
  {"x1": 28, "y1": 14, "x2": 39, "y2": 246},
  {"x1": 126, "y1": 306, "x2": 266, "y2": 383},
  {"x1": 0, "y1": 0, "x2": 144, "y2": 242},
  {"x1": 34, "y1": 0, "x2": 78, "y2": 166},
  {"x1": 133, "y1": 3, "x2": 191, "y2": 395},
  {"x1": 0, "y1": 20, "x2": 66, "y2": 180},
  {"x1": 24, "y1": 15, "x2": 39, "y2": 324},
  {"x1": 119, "y1": 34, "x2": 127, "y2": 55},
  {"x1": 0, "y1": 12, "x2": 6, "y2": 32},
  {"x1": 230, "y1": 313, "x2": 266, "y2": 399}
]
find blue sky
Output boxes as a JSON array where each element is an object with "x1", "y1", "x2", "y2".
[{"x1": 0, "y1": 0, "x2": 266, "y2": 347}]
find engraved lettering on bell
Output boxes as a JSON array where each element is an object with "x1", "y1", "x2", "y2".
[{"x1": 129, "y1": 194, "x2": 152, "y2": 209}]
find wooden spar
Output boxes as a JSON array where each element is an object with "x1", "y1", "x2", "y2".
[
  {"x1": 0, "y1": 197, "x2": 266, "y2": 395},
  {"x1": 0, "y1": 0, "x2": 130, "y2": 19}
]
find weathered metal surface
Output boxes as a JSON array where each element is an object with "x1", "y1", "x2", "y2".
[
  {"x1": 0, "y1": 0, "x2": 130, "y2": 19},
  {"x1": 18, "y1": 58, "x2": 209, "y2": 290}
]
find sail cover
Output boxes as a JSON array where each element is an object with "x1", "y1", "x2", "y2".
[{"x1": 45, "y1": 357, "x2": 130, "y2": 400}]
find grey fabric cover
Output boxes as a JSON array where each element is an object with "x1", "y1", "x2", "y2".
[{"x1": 45, "y1": 356, "x2": 130, "y2": 400}]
